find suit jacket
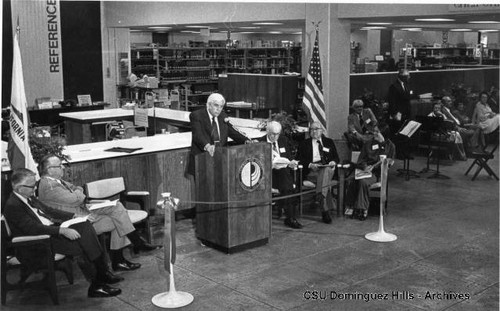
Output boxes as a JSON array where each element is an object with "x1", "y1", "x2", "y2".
[
  {"x1": 37, "y1": 177, "x2": 86, "y2": 214},
  {"x1": 347, "y1": 108, "x2": 379, "y2": 134},
  {"x1": 296, "y1": 135, "x2": 339, "y2": 179},
  {"x1": 257, "y1": 134, "x2": 294, "y2": 160},
  {"x1": 387, "y1": 79, "x2": 411, "y2": 121},
  {"x1": 3, "y1": 193, "x2": 102, "y2": 268},
  {"x1": 188, "y1": 109, "x2": 248, "y2": 176}
]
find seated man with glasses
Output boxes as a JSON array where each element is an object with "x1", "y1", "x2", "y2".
[
  {"x1": 296, "y1": 122, "x2": 339, "y2": 224},
  {"x1": 3, "y1": 168, "x2": 122, "y2": 298},
  {"x1": 346, "y1": 99, "x2": 385, "y2": 151},
  {"x1": 37, "y1": 154, "x2": 161, "y2": 273}
]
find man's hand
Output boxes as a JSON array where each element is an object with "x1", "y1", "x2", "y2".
[
  {"x1": 59, "y1": 227, "x2": 81, "y2": 240},
  {"x1": 205, "y1": 144, "x2": 216, "y2": 157},
  {"x1": 309, "y1": 163, "x2": 319, "y2": 171},
  {"x1": 288, "y1": 160, "x2": 299, "y2": 170},
  {"x1": 328, "y1": 161, "x2": 336, "y2": 167}
]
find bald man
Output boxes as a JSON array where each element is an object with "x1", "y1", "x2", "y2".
[
  {"x1": 188, "y1": 93, "x2": 249, "y2": 177},
  {"x1": 258, "y1": 121, "x2": 302, "y2": 229}
]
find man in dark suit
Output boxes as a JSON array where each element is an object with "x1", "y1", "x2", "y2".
[
  {"x1": 387, "y1": 69, "x2": 412, "y2": 159},
  {"x1": 258, "y1": 121, "x2": 302, "y2": 229},
  {"x1": 346, "y1": 99, "x2": 381, "y2": 150},
  {"x1": 187, "y1": 93, "x2": 249, "y2": 177},
  {"x1": 3, "y1": 168, "x2": 122, "y2": 298},
  {"x1": 387, "y1": 69, "x2": 412, "y2": 124},
  {"x1": 296, "y1": 122, "x2": 339, "y2": 224}
]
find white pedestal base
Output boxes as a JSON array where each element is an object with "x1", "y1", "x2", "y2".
[
  {"x1": 152, "y1": 291, "x2": 194, "y2": 309},
  {"x1": 365, "y1": 230, "x2": 397, "y2": 242}
]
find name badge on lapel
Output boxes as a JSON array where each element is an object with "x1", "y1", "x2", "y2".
[
  {"x1": 365, "y1": 119, "x2": 371, "y2": 124},
  {"x1": 279, "y1": 147, "x2": 286, "y2": 153},
  {"x1": 372, "y1": 144, "x2": 379, "y2": 150},
  {"x1": 323, "y1": 147, "x2": 330, "y2": 153}
]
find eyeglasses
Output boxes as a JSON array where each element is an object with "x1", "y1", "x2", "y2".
[
  {"x1": 310, "y1": 128, "x2": 322, "y2": 131},
  {"x1": 48, "y1": 164, "x2": 64, "y2": 169}
]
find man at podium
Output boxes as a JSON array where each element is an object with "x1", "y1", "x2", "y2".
[
  {"x1": 188, "y1": 93, "x2": 249, "y2": 177},
  {"x1": 258, "y1": 121, "x2": 302, "y2": 229}
]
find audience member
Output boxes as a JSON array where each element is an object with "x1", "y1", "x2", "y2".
[
  {"x1": 37, "y1": 154, "x2": 161, "y2": 272},
  {"x1": 258, "y1": 121, "x2": 302, "y2": 229},
  {"x1": 345, "y1": 133, "x2": 394, "y2": 221},
  {"x1": 296, "y1": 122, "x2": 339, "y2": 224},
  {"x1": 3, "y1": 168, "x2": 122, "y2": 298},
  {"x1": 427, "y1": 102, "x2": 467, "y2": 160},
  {"x1": 472, "y1": 91, "x2": 500, "y2": 135},
  {"x1": 346, "y1": 99, "x2": 381, "y2": 150},
  {"x1": 441, "y1": 96, "x2": 483, "y2": 153}
]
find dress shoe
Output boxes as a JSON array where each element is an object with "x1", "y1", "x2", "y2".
[
  {"x1": 133, "y1": 238, "x2": 162, "y2": 254},
  {"x1": 103, "y1": 271, "x2": 124, "y2": 284},
  {"x1": 88, "y1": 284, "x2": 122, "y2": 298},
  {"x1": 112, "y1": 259, "x2": 141, "y2": 272},
  {"x1": 321, "y1": 211, "x2": 332, "y2": 224},
  {"x1": 284, "y1": 217, "x2": 303, "y2": 229}
]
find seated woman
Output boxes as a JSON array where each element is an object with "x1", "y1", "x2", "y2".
[
  {"x1": 472, "y1": 91, "x2": 500, "y2": 135},
  {"x1": 345, "y1": 131, "x2": 395, "y2": 221},
  {"x1": 428, "y1": 101, "x2": 467, "y2": 160}
]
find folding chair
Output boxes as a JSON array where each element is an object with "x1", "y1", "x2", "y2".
[{"x1": 465, "y1": 141, "x2": 499, "y2": 181}]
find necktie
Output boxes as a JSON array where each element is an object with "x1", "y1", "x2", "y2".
[
  {"x1": 211, "y1": 116, "x2": 220, "y2": 143},
  {"x1": 317, "y1": 140, "x2": 327, "y2": 164},
  {"x1": 273, "y1": 142, "x2": 279, "y2": 154}
]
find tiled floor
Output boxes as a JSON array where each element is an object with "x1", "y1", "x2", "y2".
[{"x1": 3, "y1": 152, "x2": 499, "y2": 310}]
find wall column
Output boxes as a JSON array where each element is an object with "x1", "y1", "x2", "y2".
[{"x1": 305, "y1": 3, "x2": 351, "y2": 139}]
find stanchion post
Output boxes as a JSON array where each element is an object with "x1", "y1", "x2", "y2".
[
  {"x1": 365, "y1": 156, "x2": 397, "y2": 242},
  {"x1": 152, "y1": 193, "x2": 194, "y2": 308}
]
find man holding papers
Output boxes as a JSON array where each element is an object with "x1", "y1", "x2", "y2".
[
  {"x1": 296, "y1": 122, "x2": 339, "y2": 224},
  {"x1": 3, "y1": 169, "x2": 122, "y2": 298},
  {"x1": 37, "y1": 155, "x2": 161, "y2": 272},
  {"x1": 258, "y1": 121, "x2": 302, "y2": 229}
]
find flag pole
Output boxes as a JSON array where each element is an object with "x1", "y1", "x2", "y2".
[{"x1": 152, "y1": 193, "x2": 194, "y2": 308}]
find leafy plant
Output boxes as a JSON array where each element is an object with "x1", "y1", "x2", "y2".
[{"x1": 28, "y1": 126, "x2": 70, "y2": 164}]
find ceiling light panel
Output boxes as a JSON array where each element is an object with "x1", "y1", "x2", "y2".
[
  {"x1": 252, "y1": 22, "x2": 283, "y2": 25},
  {"x1": 469, "y1": 21, "x2": 500, "y2": 24},
  {"x1": 415, "y1": 18, "x2": 455, "y2": 22}
]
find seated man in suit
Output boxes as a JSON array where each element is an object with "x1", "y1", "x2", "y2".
[
  {"x1": 258, "y1": 121, "x2": 302, "y2": 229},
  {"x1": 296, "y1": 122, "x2": 339, "y2": 224},
  {"x1": 346, "y1": 99, "x2": 383, "y2": 150},
  {"x1": 3, "y1": 168, "x2": 122, "y2": 298},
  {"x1": 37, "y1": 154, "x2": 161, "y2": 272}
]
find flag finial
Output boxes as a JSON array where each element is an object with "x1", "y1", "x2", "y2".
[{"x1": 311, "y1": 21, "x2": 321, "y2": 32}]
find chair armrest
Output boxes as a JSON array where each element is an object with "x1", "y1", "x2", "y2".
[
  {"x1": 11, "y1": 235, "x2": 51, "y2": 244},
  {"x1": 126, "y1": 191, "x2": 150, "y2": 196}
]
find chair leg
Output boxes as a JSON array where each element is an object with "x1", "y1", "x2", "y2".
[
  {"x1": 464, "y1": 159, "x2": 479, "y2": 176},
  {"x1": 46, "y1": 250, "x2": 59, "y2": 305}
]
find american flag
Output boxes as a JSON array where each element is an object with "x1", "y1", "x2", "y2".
[{"x1": 302, "y1": 28, "x2": 326, "y2": 130}]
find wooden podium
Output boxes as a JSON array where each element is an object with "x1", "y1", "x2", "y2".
[{"x1": 195, "y1": 143, "x2": 271, "y2": 253}]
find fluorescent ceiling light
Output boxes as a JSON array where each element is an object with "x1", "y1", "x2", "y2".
[
  {"x1": 367, "y1": 22, "x2": 392, "y2": 25},
  {"x1": 360, "y1": 26, "x2": 387, "y2": 30},
  {"x1": 238, "y1": 32, "x2": 256, "y2": 34},
  {"x1": 252, "y1": 22, "x2": 283, "y2": 25},
  {"x1": 469, "y1": 21, "x2": 500, "y2": 24},
  {"x1": 450, "y1": 29, "x2": 472, "y2": 32},
  {"x1": 479, "y1": 29, "x2": 499, "y2": 33},
  {"x1": 415, "y1": 18, "x2": 455, "y2": 22},
  {"x1": 239, "y1": 26, "x2": 260, "y2": 29},
  {"x1": 401, "y1": 28, "x2": 422, "y2": 31},
  {"x1": 269, "y1": 31, "x2": 283, "y2": 34},
  {"x1": 180, "y1": 30, "x2": 199, "y2": 33},
  {"x1": 148, "y1": 26, "x2": 171, "y2": 29},
  {"x1": 185, "y1": 25, "x2": 209, "y2": 28}
]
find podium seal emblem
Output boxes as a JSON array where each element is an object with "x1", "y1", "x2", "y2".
[{"x1": 238, "y1": 157, "x2": 264, "y2": 191}]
